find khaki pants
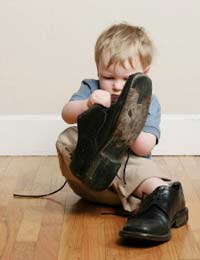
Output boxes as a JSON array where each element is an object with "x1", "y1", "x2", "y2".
[{"x1": 56, "y1": 126, "x2": 170, "y2": 212}]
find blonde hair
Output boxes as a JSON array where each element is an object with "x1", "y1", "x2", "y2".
[{"x1": 95, "y1": 23, "x2": 155, "y2": 70}]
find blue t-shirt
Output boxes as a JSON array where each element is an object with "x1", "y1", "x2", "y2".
[{"x1": 69, "y1": 79, "x2": 161, "y2": 145}]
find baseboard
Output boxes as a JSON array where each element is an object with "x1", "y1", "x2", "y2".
[{"x1": 0, "y1": 114, "x2": 199, "y2": 155}]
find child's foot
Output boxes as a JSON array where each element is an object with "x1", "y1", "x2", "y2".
[
  {"x1": 70, "y1": 73, "x2": 152, "y2": 190},
  {"x1": 119, "y1": 181, "x2": 188, "y2": 242}
]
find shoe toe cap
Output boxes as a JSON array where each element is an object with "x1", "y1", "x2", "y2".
[{"x1": 123, "y1": 218, "x2": 168, "y2": 235}]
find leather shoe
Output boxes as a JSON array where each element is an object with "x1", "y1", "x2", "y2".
[
  {"x1": 70, "y1": 73, "x2": 152, "y2": 190},
  {"x1": 119, "y1": 181, "x2": 189, "y2": 242}
]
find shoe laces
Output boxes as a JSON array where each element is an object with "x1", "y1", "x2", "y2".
[
  {"x1": 122, "y1": 147, "x2": 131, "y2": 185},
  {"x1": 13, "y1": 180, "x2": 68, "y2": 198}
]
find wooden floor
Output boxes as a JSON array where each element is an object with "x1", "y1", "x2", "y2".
[{"x1": 0, "y1": 156, "x2": 200, "y2": 260}]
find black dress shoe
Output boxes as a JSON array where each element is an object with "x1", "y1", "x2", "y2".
[
  {"x1": 119, "y1": 182, "x2": 189, "y2": 242},
  {"x1": 70, "y1": 73, "x2": 152, "y2": 190}
]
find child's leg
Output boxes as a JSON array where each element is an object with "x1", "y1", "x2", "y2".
[
  {"x1": 112, "y1": 155, "x2": 171, "y2": 212},
  {"x1": 133, "y1": 177, "x2": 169, "y2": 198},
  {"x1": 56, "y1": 126, "x2": 121, "y2": 206},
  {"x1": 114, "y1": 155, "x2": 188, "y2": 242}
]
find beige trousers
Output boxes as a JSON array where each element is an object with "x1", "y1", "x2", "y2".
[{"x1": 56, "y1": 126, "x2": 170, "y2": 212}]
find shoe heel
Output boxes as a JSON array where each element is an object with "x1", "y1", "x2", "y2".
[
  {"x1": 172, "y1": 207, "x2": 189, "y2": 228},
  {"x1": 85, "y1": 154, "x2": 121, "y2": 191}
]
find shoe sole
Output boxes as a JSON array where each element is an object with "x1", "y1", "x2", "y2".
[
  {"x1": 71, "y1": 73, "x2": 152, "y2": 190},
  {"x1": 119, "y1": 230, "x2": 172, "y2": 242},
  {"x1": 119, "y1": 207, "x2": 189, "y2": 242}
]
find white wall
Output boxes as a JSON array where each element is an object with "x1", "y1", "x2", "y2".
[
  {"x1": 1, "y1": 0, "x2": 200, "y2": 114},
  {"x1": 0, "y1": 0, "x2": 200, "y2": 154}
]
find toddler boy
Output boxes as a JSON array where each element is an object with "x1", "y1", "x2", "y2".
[{"x1": 56, "y1": 23, "x2": 188, "y2": 242}]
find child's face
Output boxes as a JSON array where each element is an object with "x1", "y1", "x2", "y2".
[{"x1": 98, "y1": 58, "x2": 147, "y2": 102}]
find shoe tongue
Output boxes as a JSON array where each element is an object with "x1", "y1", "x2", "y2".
[
  {"x1": 153, "y1": 184, "x2": 170, "y2": 195},
  {"x1": 152, "y1": 185, "x2": 171, "y2": 200},
  {"x1": 140, "y1": 185, "x2": 170, "y2": 213}
]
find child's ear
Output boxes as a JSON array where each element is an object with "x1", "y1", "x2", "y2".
[{"x1": 143, "y1": 65, "x2": 150, "y2": 74}]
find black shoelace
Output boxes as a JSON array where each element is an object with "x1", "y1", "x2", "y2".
[
  {"x1": 13, "y1": 149, "x2": 131, "y2": 198},
  {"x1": 13, "y1": 180, "x2": 68, "y2": 198},
  {"x1": 122, "y1": 148, "x2": 131, "y2": 185}
]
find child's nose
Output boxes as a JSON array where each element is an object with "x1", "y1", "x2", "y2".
[{"x1": 112, "y1": 80, "x2": 123, "y2": 91}]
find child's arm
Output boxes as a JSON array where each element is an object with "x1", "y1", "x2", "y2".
[
  {"x1": 62, "y1": 89, "x2": 111, "y2": 124},
  {"x1": 129, "y1": 131, "x2": 156, "y2": 157},
  {"x1": 62, "y1": 100, "x2": 89, "y2": 124},
  {"x1": 130, "y1": 95, "x2": 161, "y2": 157}
]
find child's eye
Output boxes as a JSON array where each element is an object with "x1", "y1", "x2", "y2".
[
  {"x1": 104, "y1": 76, "x2": 113, "y2": 80},
  {"x1": 123, "y1": 78, "x2": 128, "y2": 81}
]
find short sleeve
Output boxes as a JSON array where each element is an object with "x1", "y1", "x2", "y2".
[
  {"x1": 69, "y1": 81, "x2": 92, "y2": 101},
  {"x1": 143, "y1": 95, "x2": 161, "y2": 144},
  {"x1": 69, "y1": 79, "x2": 99, "y2": 101}
]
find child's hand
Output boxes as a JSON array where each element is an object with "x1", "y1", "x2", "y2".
[{"x1": 87, "y1": 90, "x2": 111, "y2": 108}]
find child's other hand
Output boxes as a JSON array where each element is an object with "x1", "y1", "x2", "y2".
[{"x1": 87, "y1": 90, "x2": 111, "y2": 108}]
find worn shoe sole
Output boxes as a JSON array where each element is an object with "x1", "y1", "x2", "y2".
[
  {"x1": 70, "y1": 73, "x2": 152, "y2": 190},
  {"x1": 119, "y1": 207, "x2": 189, "y2": 242}
]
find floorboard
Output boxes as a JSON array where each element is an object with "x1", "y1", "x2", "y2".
[{"x1": 0, "y1": 156, "x2": 200, "y2": 260}]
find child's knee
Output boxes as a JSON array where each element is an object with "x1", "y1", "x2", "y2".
[{"x1": 56, "y1": 126, "x2": 77, "y2": 153}]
